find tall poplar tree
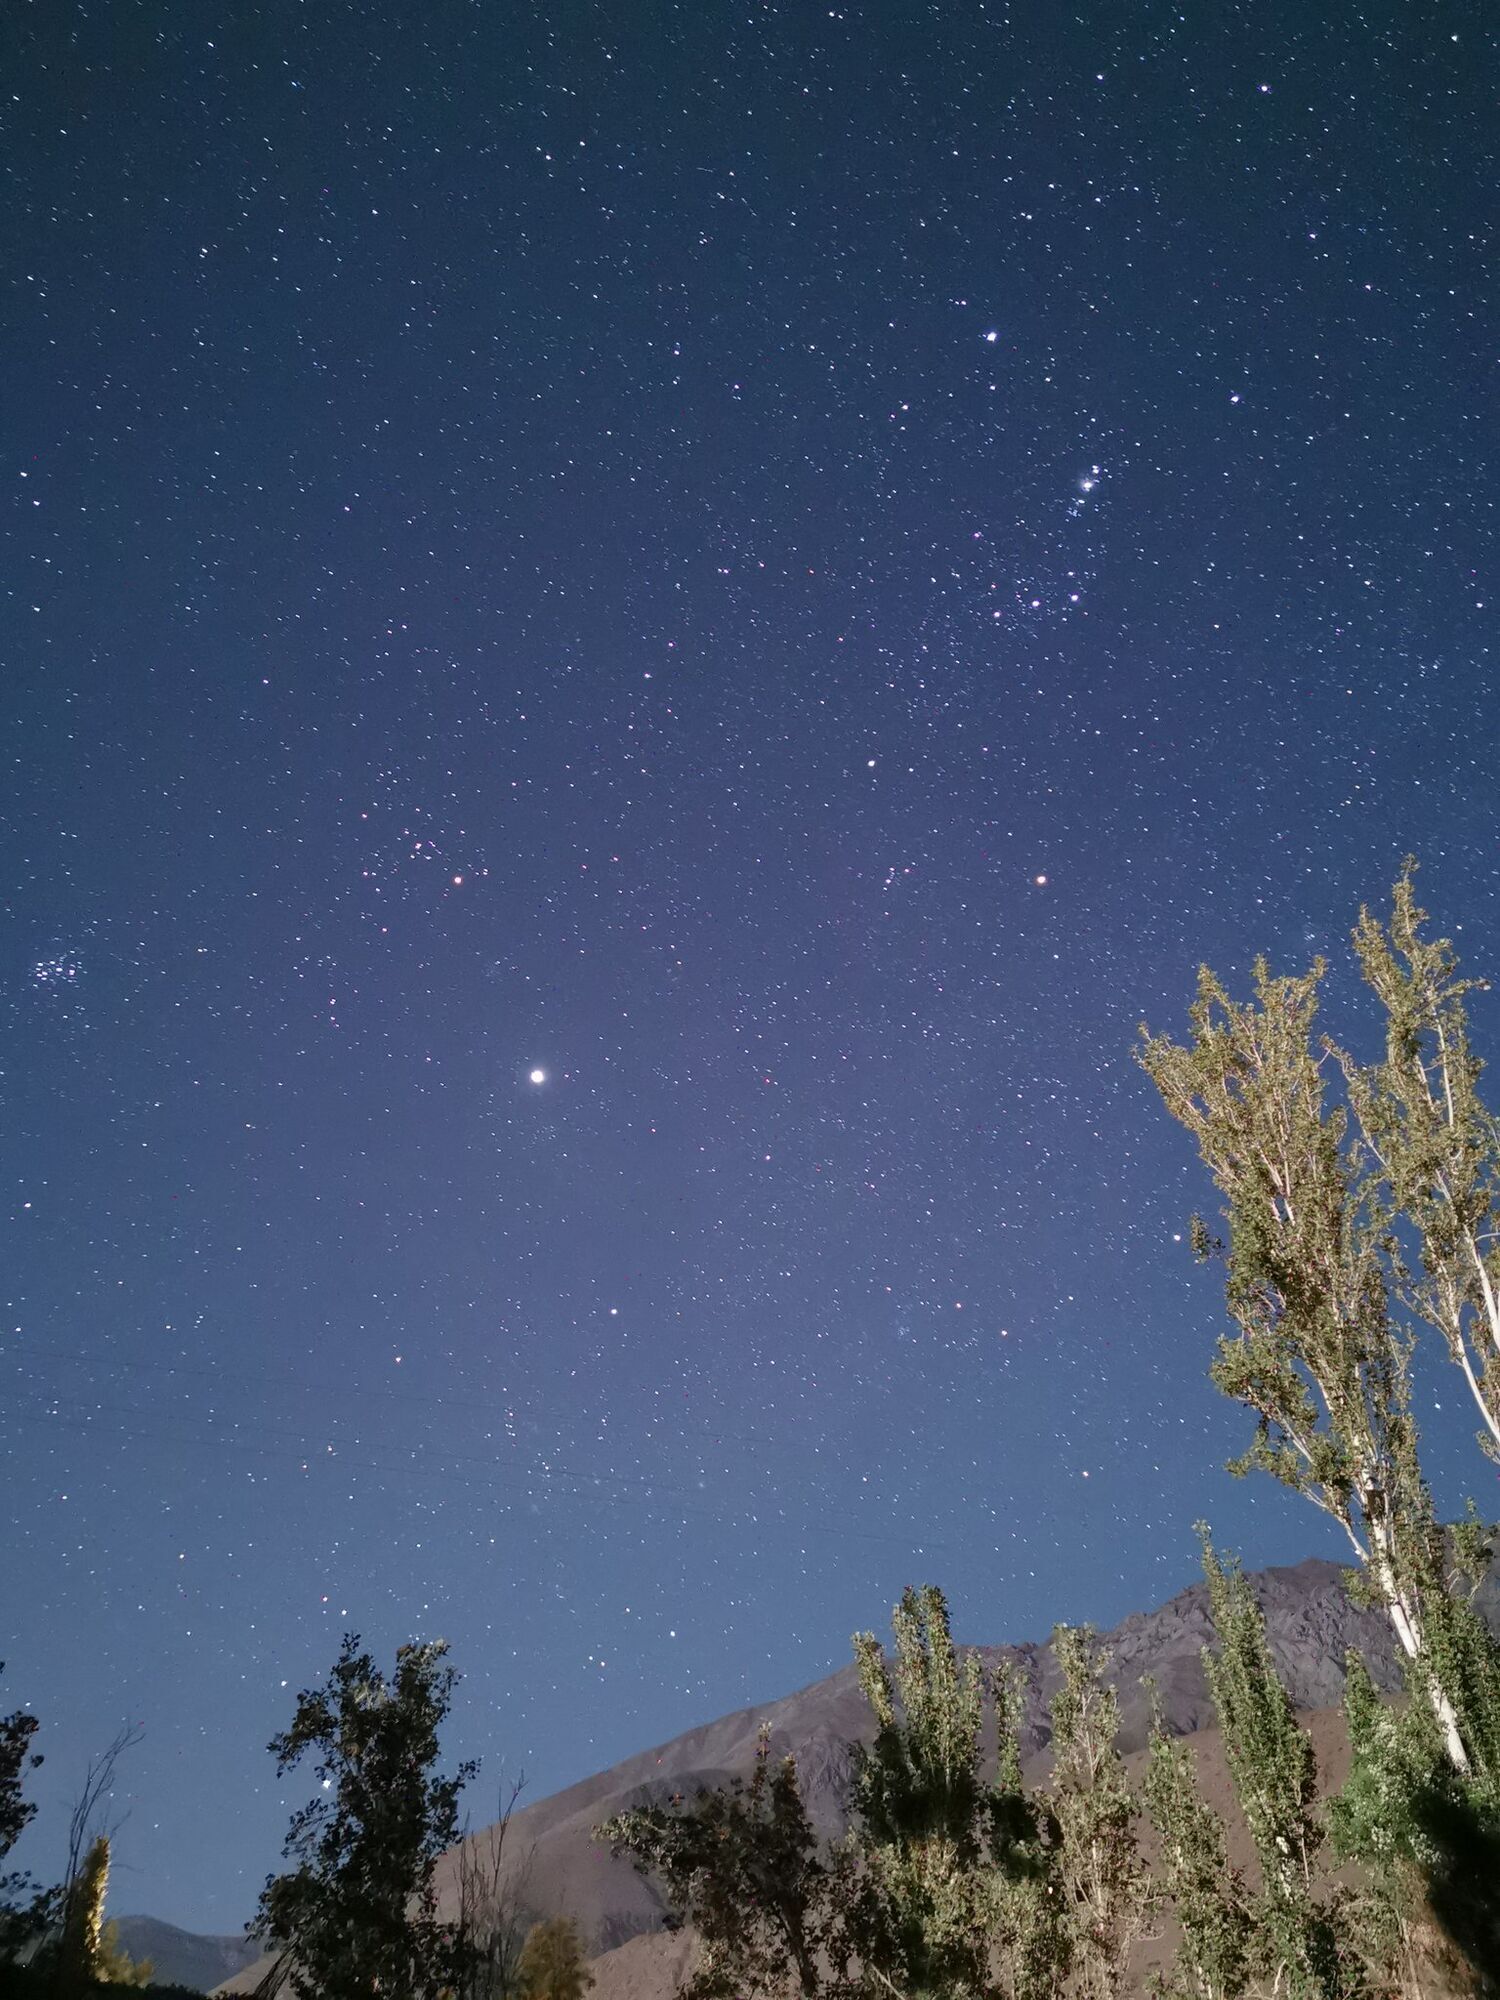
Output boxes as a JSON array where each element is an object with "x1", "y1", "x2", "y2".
[
  {"x1": 1141, "y1": 1691, "x2": 1251, "y2": 2000},
  {"x1": 1343, "y1": 864, "x2": 1500, "y2": 1462},
  {"x1": 990, "y1": 1660, "x2": 1067, "y2": 2000},
  {"x1": 1046, "y1": 1627, "x2": 1147, "y2": 2000},
  {"x1": 847, "y1": 1585, "x2": 995, "y2": 2000},
  {"x1": 56, "y1": 1835, "x2": 151, "y2": 1993},
  {"x1": 1197, "y1": 1538, "x2": 1363, "y2": 2000},
  {"x1": 1330, "y1": 1654, "x2": 1448, "y2": 2000},
  {"x1": 1338, "y1": 875, "x2": 1500, "y2": 1773},
  {"x1": 57, "y1": 1834, "x2": 109, "y2": 1995},
  {"x1": 1333, "y1": 1650, "x2": 1500, "y2": 1997},
  {"x1": 1139, "y1": 956, "x2": 1481, "y2": 1776}
]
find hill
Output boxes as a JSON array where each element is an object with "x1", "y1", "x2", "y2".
[{"x1": 109, "y1": 1920, "x2": 260, "y2": 1995}]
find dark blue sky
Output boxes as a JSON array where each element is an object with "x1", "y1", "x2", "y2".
[{"x1": 5, "y1": 0, "x2": 1496, "y2": 1933}]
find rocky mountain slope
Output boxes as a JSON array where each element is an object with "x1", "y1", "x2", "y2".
[
  {"x1": 218, "y1": 1551, "x2": 1499, "y2": 1994},
  {"x1": 110, "y1": 1916, "x2": 260, "y2": 1993}
]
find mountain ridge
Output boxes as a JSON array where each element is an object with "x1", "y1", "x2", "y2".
[{"x1": 109, "y1": 1916, "x2": 260, "y2": 1994}]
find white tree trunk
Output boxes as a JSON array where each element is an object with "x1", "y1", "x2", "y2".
[{"x1": 1368, "y1": 1532, "x2": 1471, "y2": 1777}]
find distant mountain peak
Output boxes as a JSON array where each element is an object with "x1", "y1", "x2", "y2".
[{"x1": 112, "y1": 1916, "x2": 259, "y2": 1994}]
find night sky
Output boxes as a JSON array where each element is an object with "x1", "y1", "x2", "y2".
[{"x1": 5, "y1": 0, "x2": 1497, "y2": 1935}]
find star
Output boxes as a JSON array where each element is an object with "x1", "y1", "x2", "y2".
[{"x1": 528, "y1": 1068, "x2": 547, "y2": 1085}]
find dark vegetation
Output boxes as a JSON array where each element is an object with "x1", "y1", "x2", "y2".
[
  {"x1": 0, "y1": 1971, "x2": 200, "y2": 2000},
  {"x1": 5, "y1": 867, "x2": 1500, "y2": 1998}
]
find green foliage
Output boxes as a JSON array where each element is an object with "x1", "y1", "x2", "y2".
[
  {"x1": 36, "y1": 1834, "x2": 152, "y2": 1995},
  {"x1": 59, "y1": 1838, "x2": 112, "y2": 1992},
  {"x1": 1141, "y1": 1690, "x2": 1251, "y2": 2000},
  {"x1": 847, "y1": 1585, "x2": 997, "y2": 2000},
  {"x1": 599, "y1": 1727, "x2": 830, "y2": 2000},
  {"x1": 603, "y1": 1587, "x2": 1079, "y2": 2000},
  {"x1": 1197, "y1": 1537, "x2": 1364, "y2": 2000},
  {"x1": 1403, "y1": 1532, "x2": 1500, "y2": 1796},
  {"x1": 1333, "y1": 1651, "x2": 1500, "y2": 1997},
  {"x1": 1139, "y1": 942, "x2": 1489, "y2": 1780},
  {"x1": 989, "y1": 1662, "x2": 1067, "y2": 2000},
  {"x1": 1144, "y1": 864, "x2": 1500, "y2": 1979},
  {"x1": 0, "y1": 1688, "x2": 40, "y2": 1869},
  {"x1": 1047, "y1": 1627, "x2": 1148, "y2": 2000},
  {"x1": 602, "y1": 1584, "x2": 1163, "y2": 2000},
  {"x1": 1197, "y1": 1540, "x2": 1321, "y2": 1901},
  {"x1": 1344, "y1": 862, "x2": 1500, "y2": 1466},
  {"x1": 1138, "y1": 952, "x2": 1421, "y2": 1551},
  {"x1": 94, "y1": 1922, "x2": 151, "y2": 1990},
  {"x1": 851, "y1": 1588, "x2": 986, "y2": 1864},
  {"x1": 0, "y1": 1672, "x2": 52, "y2": 1968},
  {"x1": 517, "y1": 1918, "x2": 593, "y2": 2000},
  {"x1": 256, "y1": 1633, "x2": 476, "y2": 2000},
  {"x1": 1330, "y1": 1653, "x2": 1447, "y2": 1994}
]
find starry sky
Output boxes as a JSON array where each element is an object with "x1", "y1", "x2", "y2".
[{"x1": 5, "y1": 0, "x2": 1497, "y2": 1936}]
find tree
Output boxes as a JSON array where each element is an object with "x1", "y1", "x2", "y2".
[
  {"x1": 256, "y1": 1634, "x2": 476, "y2": 2000},
  {"x1": 988, "y1": 1660, "x2": 1067, "y2": 2000},
  {"x1": 1342, "y1": 863, "x2": 1500, "y2": 1464},
  {"x1": 56, "y1": 1836, "x2": 108, "y2": 1994},
  {"x1": 607, "y1": 1588, "x2": 1189, "y2": 2000},
  {"x1": 0, "y1": 1690, "x2": 40, "y2": 1868},
  {"x1": 454, "y1": 1775, "x2": 536, "y2": 2000},
  {"x1": 0, "y1": 1670, "x2": 54, "y2": 1964},
  {"x1": 1046, "y1": 1626, "x2": 1147, "y2": 2000},
  {"x1": 18, "y1": 1721, "x2": 148, "y2": 1989},
  {"x1": 55, "y1": 1835, "x2": 152, "y2": 1993},
  {"x1": 1139, "y1": 956, "x2": 1485, "y2": 1778},
  {"x1": 600, "y1": 1726, "x2": 831, "y2": 2000},
  {"x1": 602, "y1": 1586, "x2": 1016, "y2": 2000},
  {"x1": 1197, "y1": 1536, "x2": 1363, "y2": 2000},
  {"x1": 847, "y1": 1584, "x2": 996, "y2": 2000},
  {"x1": 95, "y1": 1918, "x2": 152, "y2": 1990},
  {"x1": 1141, "y1": 1689, "x2": 1251, "y2": 2000},
  {"x1": 1332, "y1": 1651, "x2": 1500, "y2": 1999},
  {"x1": 517, "y1": 1918, "x2": 592, "y2": 2000}
]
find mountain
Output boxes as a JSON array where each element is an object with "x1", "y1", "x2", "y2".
[
  {"x1": 111, "y1": 1917, "x2": 259, "y2": 1994},
  {"x1": 217, "y1": 1551, "x2": 1500, "y2": 1994}
]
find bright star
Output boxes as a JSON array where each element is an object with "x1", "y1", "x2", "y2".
[{"x1": 529, "y1": 1068, "x2": 547, "y2": 1085}]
